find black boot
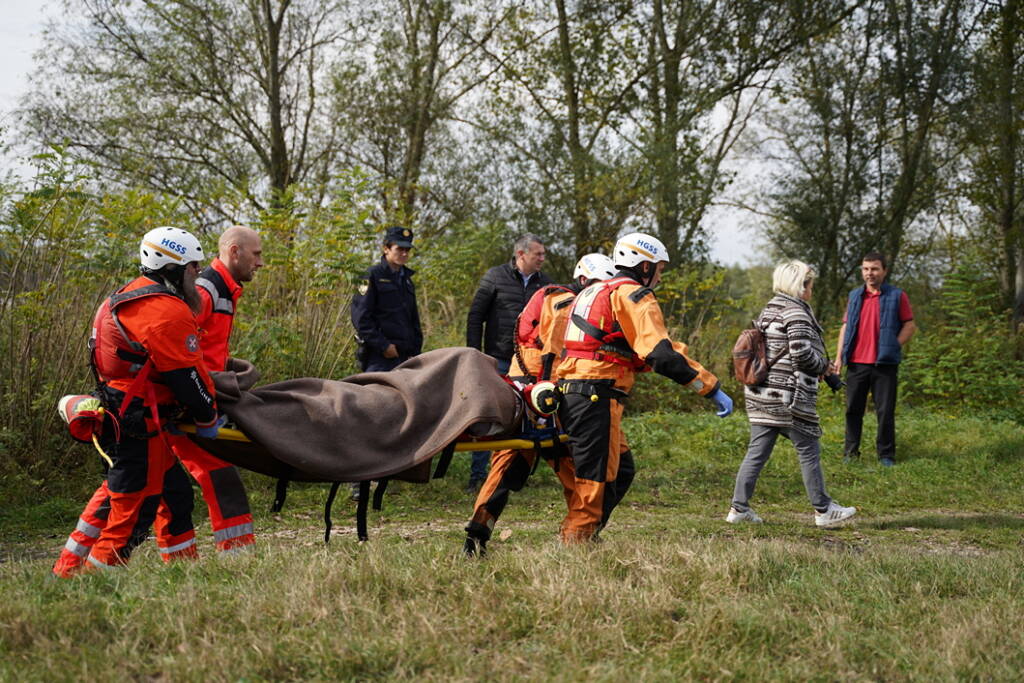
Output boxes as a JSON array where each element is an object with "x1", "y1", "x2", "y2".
[{"x1": 462, "y1": 535, "x2": 487, "y2": 557}]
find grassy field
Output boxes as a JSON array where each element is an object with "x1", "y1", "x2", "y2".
[{"x1": 2, "y1": 403, "x2": 1024, "y2": 680}]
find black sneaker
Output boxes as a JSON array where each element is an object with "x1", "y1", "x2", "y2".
[
  {"x1": 843, "y1": 450, "x2": 860, "y2": 464},
  {"x1": 465, "y1": 478, "x2": 483, "y2": 493}
]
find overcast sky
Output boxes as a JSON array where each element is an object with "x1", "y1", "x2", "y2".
[
  {"x1": 0, "y1": 0, "x2": 760, "y2": 264},
  {"x1": 0, "y1": 1, "x2": 46, "y2": 128}
]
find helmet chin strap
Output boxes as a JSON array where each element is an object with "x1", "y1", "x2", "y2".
[
  {"x1": 141, "y1": 265, "x2": 185, "y2": 297},
  {"x1": 639, "y1": 262, "x2": 656, "y2": 288}
]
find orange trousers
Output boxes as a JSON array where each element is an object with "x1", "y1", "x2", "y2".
[
  {"x1": 168, "y1": 435, "x2": 254, "y2": 553},
  {"x1": 54, "y1": 420, "x2": 196, "y2": 577},
  {"x1": 466, "y1": 447, "x2": 576, "y2": 541},
  {"x1": 558, "y1": 393, "x2": 635, "y2": 543}
]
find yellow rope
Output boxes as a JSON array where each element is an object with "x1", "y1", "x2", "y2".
[
  {"x1": 91, "y1": 433, "x2": 114, "y2": 468},
  {"x1": 88, "y1": 406, "x2": 115, "y2": 467}
]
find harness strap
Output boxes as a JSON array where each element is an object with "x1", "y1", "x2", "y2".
[
  {"x1": 559, "y1": 379, "x2": 629, "y2": 401},
  {"x1": 433, "y1": 442, "x2": 456, "y2": 479},
  {"x1": 114, "y1": 360, "x2": 171, "y2": 449},
  {"x1": 563, "y1": 348, "x2": 642, "y2": 368},
  {"x1": 569, "y1": 313, "x2": 635, "y2": 357},
  {"x1": 324, "y1": 481, "x2": 342, "y2": 544},
  {"x1": 355, "y1": 481, "x2": 371, "y2": 542},
  {"x1": 529, "y1": 436, "x2": 544, "y2": 475},
  {"x1": 271, "y1": 476, "x2": 291, "y2": 513},
  {"x1": 372, "y1": 478, "x2": 389, "y2": 511}
]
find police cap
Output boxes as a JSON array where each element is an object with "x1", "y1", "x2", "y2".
[{"x1": 385, "y1": 226, "x2": 414, "y2": 248}]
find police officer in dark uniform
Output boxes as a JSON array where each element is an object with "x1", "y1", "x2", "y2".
[{"x1": 351, "y1": 226, "x2": 423, "y2": 372}]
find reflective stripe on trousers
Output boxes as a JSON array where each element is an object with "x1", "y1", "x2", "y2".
[
  {"x1": 213, "y1": 522, "x2": 254, "y2": 544},
  {"x1": 158, "y1": 536, "x2": 197, "y2": 556}
]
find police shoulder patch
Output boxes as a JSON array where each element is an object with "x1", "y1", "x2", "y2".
[
  {"x1": 185, "y1": 334, "x2": 200, "y2": 353},
  {"x1": 357, "y1": 279, "x2": 370, "y2": 296}
]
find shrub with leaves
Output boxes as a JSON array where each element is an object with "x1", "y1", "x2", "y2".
[{"x1": 901, "y1": 260, "x2": 1024, "y2": 421}]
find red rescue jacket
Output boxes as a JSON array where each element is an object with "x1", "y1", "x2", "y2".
[
  {"x1": 91, "y1": 276, "x2": 216, "y2": 426},
  {"x1": 562, "y1": 276, "x2": 647, "y2": 370},
  {"x1": 195, "y1": 258, "x2": 242, "y2": 372}
]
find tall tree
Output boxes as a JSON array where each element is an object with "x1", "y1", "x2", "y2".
[
  {"x1": 960, "y1": 0, "x2": 1023, "y2": 327},
  {"x1": 640, "y1": 0, "x2": 854, "y2": 264},
  {"x1": 758, "y1": 0, "x2": 977, "y2": 316},
  {"x1": 329, "y1": 0, "x2": 511, "y2": 229},
  {"x1": 23, "y1": 0, "x2": 345, "y2": 220},
  {"x1": 472, "y1": 0, "x2": 650, "y2": 258}
]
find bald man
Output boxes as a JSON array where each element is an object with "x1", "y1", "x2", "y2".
[{"x1": 162, "y1": 225, "x2": 264, "y2": 554}]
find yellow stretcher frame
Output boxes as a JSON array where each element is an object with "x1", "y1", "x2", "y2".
[{"x1": 176, "y1": 424, "x2": 569, "y2": 451}]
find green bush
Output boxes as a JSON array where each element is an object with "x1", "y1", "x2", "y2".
[
  {"x1": 901, "y1": 259, "x2": 1024, "y2": 421},
  {"x1": 3, "y1": 152, "x2": 1022, "y2": 488}
]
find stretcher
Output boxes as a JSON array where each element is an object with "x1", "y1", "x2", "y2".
[{"x1": 177, "y1": 422, "x2": 570, "y2": 543}]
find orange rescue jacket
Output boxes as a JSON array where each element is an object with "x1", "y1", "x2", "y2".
[
  {"x1": 510, "y1": 285, "x2": 577, "y2": 380},
  {"x1": 559, "y1": 275, "x2": 719, "y2": 394}
]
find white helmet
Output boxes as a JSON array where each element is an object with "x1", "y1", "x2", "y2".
[
  {"x1": 613, "y1": 232, "x2": 669, "y2": 269},
  {"x1": 573, "y1": 253, "x2": 616, "y2": 282},
  {"x1": 139, "y1": 226, "x2": 205, "y2": 270}
]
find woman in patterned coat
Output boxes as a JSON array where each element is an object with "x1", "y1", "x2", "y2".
[{"x1": 726, "y1": 260, "x2": 857, "y2": 527}]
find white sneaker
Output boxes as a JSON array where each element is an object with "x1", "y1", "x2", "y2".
[
  {"x1": 814, "y1": 501, "x2": 856, "y2": 527},
  {"x1": 726, "y1": 507, "x2": 763, "y2": 524}
]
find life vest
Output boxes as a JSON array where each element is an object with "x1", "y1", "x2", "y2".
[
  {"x1": 515, "y1": 284, "x2": 574, "y2": 350},
  {"x1": 562, "y1": 276, "x2": 647, "y2": 369},
  {"x1": 89, "y1": 279, "x2": 180, "y2": 425}
]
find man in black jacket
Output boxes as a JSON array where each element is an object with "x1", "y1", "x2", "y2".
[{"x1": 464, "y1": 233, "x2": 551, "y2": 490}]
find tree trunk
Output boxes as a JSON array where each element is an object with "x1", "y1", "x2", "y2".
[
  {"x1": 996, "y1": 0, "x2": 1022, "y2": 332},
  {"x1": 555, "y1": 0, "x2": 592, "y2": 256},
  {"x1": 263, "y1": 0, "x2": 292, "y2": 207},
  {"x1": 651, "y1": 0, "x2": 683, "y2": 261}
]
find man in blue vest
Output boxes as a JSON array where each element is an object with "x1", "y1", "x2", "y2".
[{"x1": 832, "y1": 252, "x2": 917, "y2": 467}]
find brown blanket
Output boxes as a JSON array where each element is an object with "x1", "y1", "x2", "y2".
[{"x1": 194, "y1": 347, "x2": 521, "y2": 483}]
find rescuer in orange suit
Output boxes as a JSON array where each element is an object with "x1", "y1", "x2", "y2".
[
  {"x1": 54, "y1": 227, "x2": 223, "y2": 576},
  {"x1": 161, "y1": 225, "x2": 263, "y2": 554},
  {"x1": 556, "y1": 232, "x2": 734, "y2": 543},
  {"x1": 463, "y1": 253, "x2": 618, "y2": 556}
]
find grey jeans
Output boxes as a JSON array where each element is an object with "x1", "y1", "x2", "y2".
[{"x1": 731, "y1": 423, "x2": 831, "y2": 513}]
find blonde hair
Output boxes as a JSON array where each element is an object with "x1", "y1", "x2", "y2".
[{"x1": 773, "y1": 260, "x2": 816, "y2": 298}]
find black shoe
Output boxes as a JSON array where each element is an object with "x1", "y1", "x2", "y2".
[
  {"x1": 462, "y1": 536, "x2": 487, "y2": 557},
  {"x1": 349, "y1": 483, "x2": 361, "y2": 501},
  {"x1": 465, "y1": 478, "x2": 483, "y2": 493},
  {"x1": 843, "y1": 451, "x2": 860, "y2": 464}
]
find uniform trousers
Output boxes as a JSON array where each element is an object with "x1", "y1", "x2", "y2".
[
  {"x1": 466, "y1": 447, "x2": 577, "y2": 541},
  {"x1": 54, "y1": 416, "x2": 196, "y2": 576},
  {"x1": 557, "y1": 392, "x2": 635, "y2": 542}
]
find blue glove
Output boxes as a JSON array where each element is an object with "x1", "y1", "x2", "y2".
[
  {"x1": 708, "y1": 388, "x2": 733, "y2": 418},
  {"x1": 195, "y1": 414, "x2": 227, "y2": 439}
]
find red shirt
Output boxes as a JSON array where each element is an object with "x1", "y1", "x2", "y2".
[{"x1": 844, "y1": 289, "x2": 913, "y2": 364}]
